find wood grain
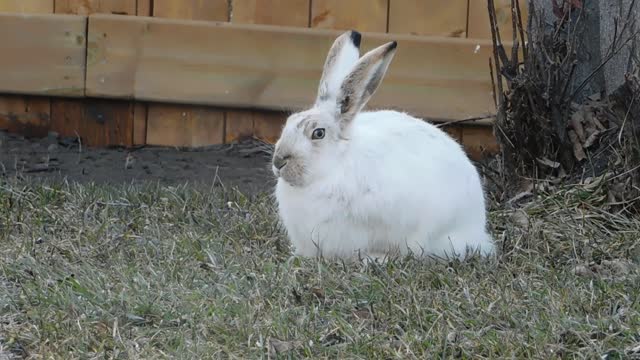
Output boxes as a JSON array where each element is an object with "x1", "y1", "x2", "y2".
[
  {"x1": 253, "y1": 110, "x2": 287, "y2": 143},
  {"x1": 54, "y1": 0, "x2": 136, "y2": 15},
  {"x1": 442, "y1": 125, "x2": 463, "y2": 143},
  {"x1": 228, "y1": 0, "x2": 309, "y2": 143},
  {"x1": 0, "y1": 13, "x2": 86, "y2": 97},
  {"x1": 153, "y1": 0, "x2": 229, "y2": 21},
  {"x1": 231, "y1": 0, "x2": 309, "y2": 27},
  {"x1": 461, "y1": 125, "x2": 499, "y2": 160},
  {"x1": 137, "y1": 0, "x2": 152, "y2": 16},
  {"x1": 146, "y1": 1, "x2": 228, "y2": 147},
  {"x1": 146, "y1": 104, "x2": 224, "y2": 147},
  {"x1": 50, "y1": 99, "x2": 134, "y2": 146},
  {"x1": 224, "y1": 110, "x2": 254, "y2": 143},
  {"x1": 0, "y1": 0, "x2": 54, "y2": 13},
  {"x1": 311, "y1": 0, "x2": 388, "y2": 32},
  {"x1": 388, "y1": 0, "x2": 468, "y2": 37},
  {"x1": 0, "y1": 1, "x2": 54, "y2": 139},
  {"x1": 467, "y1": 0, "x2": 529, "y2": 40},
  {"x1": 0, "y1": 95, "x2": 51, "y2": 138},
  {"x1": 50, "y1": 1, "x2": 136, "y2": 147},
  {"x1": 133, "y1": 103, "x2": 147, "y2": 145},
  {"x1": 133, "y1": 1, "x2": 151, "y2": 144},
  {"x1": 86, "y1": 14, "x2": 502, "y2": 122}
]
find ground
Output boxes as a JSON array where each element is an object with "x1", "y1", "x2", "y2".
[
  {"x1": 0, "y1": 131, "x2": 275, "y2": 196},
  {"x1": 1, "y1": 133, "x2": 640, "y2": 359}
]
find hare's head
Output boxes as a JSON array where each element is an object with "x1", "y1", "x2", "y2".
[{"x1": 272, "y1": 30, "x2": 397, "y2": 187}]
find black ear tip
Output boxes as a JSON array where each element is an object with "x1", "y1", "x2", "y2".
[
  {"x1": 383, "y1": 41, "x2": 397, "y2": 55},
  {"x1": 349, "y1": 30, "x2": 362, "y2": 48}
]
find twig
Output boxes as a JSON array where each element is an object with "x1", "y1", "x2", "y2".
[
  {"x1": 74, "y1": 130, "x2": 82, "y2": 153},
  {"x1": 489, "y1": 57, "x2": 498, "y2": 108},
  {"x1": 571, "y1": 24, "x2": 640, "y2": 100},
  {"x1": 617, "y1": 85, "x2": 640, "y2": 145},
  {"x1": 510, "y1": 0, "x2": 519, "y2": 73},
  {"x1": 435, "y1": 115, "x2": 495, "y2": 128},
  {"x1": 488, "y1": 0, "x2": 505, "y2": 110},
  {"x1": 515, "y1": 0, "x2": 528, "y2": 60}
]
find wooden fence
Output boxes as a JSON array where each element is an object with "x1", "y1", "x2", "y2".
[{"x1": 0, "y1": 0, "x2": 527, "y2": 160}]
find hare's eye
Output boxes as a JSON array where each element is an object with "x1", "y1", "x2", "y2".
[{"x1": 311, "y1": 128, "x2": 325, "y2": 140}]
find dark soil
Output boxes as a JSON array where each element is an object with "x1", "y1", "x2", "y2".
[{"x1": 0, "y1": 131, "x2": 275, "y2": 196}]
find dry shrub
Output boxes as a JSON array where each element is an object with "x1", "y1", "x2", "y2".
[{"x1": 487, "y1": 0, "x2": 640, "y2": 211}]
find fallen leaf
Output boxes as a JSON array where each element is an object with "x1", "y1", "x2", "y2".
[
  {"x1": 269, "y1": 338, "x2": 303, "y2": 356},
  {"x1": 583, "y1": 131, "x2": 600, "y2": 148},
  {"x1": 592, "y1": 115, "x2": 607, "y2": 131},
  {"x1": 588, "y1": 92, "x2": 601, "y2": 101},
  {"x1": 511, "y1": 209, "x2": 530, "y2": 228},
  {"x1": 310, "y1": 287, "x2": 325, "y2": 300},
  {"x1": 124, "y1": 153, "x2": 135, "y2": 169},
  {"x1": 447, "y1": 331, "x2": 459, "y2": 343},
  {"x1": 568, "y1": 130, "x2": 586, "y2": 161},
  {"x1": 608, "y1": 182, "x2": 627, "y2": 203},
  {"x1": 537, "y1": 157, "x2": 561, "y2": 168},
  {"x1": 353, "y1": 309, "x2": 372, "y2": 320},
  {"x1": 570, "y1": 111, "x2": 586, "y2": 142},
  {"x1": 507, "y1": 191, "x2": 533, "y2": 205},
  {"x1": 572, "y1": 265, "x2": 595, "y2": 278},
  {"x1": 584, "y1": 109, "x2": 606, "y2": 131}
]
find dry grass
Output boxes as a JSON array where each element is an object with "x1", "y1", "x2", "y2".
[{"x1": 1, "y1": 178, "x2": 639, "y2": 359}]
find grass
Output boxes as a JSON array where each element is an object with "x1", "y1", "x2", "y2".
[{"x1": 0, "y1": 178, "x2": 639, "y2": 359}]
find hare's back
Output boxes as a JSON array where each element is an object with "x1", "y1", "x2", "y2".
[
  {"x1": 351, "y1": 110, "x2": 470, "y2": 162},
  {"x1": 348, "y1": 110, "x2": 482, "y2": 200}
]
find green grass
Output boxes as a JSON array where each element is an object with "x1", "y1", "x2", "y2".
[{"x1": 0, "y1": 179, "x2": 639, "y2": 359}]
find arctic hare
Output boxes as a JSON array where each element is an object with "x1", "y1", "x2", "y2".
[{"x1": 272, "y1": 30, "x2": 494, "y2": 260}]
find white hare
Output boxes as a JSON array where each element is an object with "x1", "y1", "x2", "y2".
[{"x1": 272, "y1": 30, "x2": 495, "y2": 260}]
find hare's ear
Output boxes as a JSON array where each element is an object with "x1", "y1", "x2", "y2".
[
  {"x1": 315, "y1": 30, "x2": 362, "y2": 108},
  {"x1": 335, "y1": 41, "x2": 397, "y2": 128}
]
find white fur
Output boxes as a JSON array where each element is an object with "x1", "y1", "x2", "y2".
[
  {"x1": 273, "y1": 32, "x2": 495, "y2": 260},
  {"x1": 314, "y1": 32, "x2": 360, "y2": 109}
]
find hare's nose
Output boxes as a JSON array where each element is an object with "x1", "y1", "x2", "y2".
[{"x1": 273, "y1": 154, "x2": 291, "y2": 170}]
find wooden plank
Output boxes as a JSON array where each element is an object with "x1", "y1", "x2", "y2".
[
  {"x1": 50, "y1": 99, "x2": 134, "y2": 146},
  {"x1": 153, "y1": 0, "x2": 229, "y2": 21},
  {"x1": 228, "y1": 0, "x2": 308, "y2": 143},
  {"x1": 467, "y1": 0, "x2": 529, "y2": 40},
  {"x1": 231, "y1": 0, "x2": 309, "y2": 27},
  {"x1": 50, "y1": 99, "x2": 82, "y2": 139},
  {"x1": 0, "y1": 0, "x2": 54, "y2": 140},
  {"x1": 146, "y1": 104, "x2": 224, "y2": 147},
  {"x1": 146, "y1": 1, "x2": 228, "y2": 147},
  {"x1": 86, "y1": 14, "x2": 503, "y2": 122},
  {"x1": 253, "y1": 111, "x2": 287, "y2": 143},
  {"x1": 461, "y1": 125, "x2": 499, "y2": 160},
  {"x1": 0, "y1": 13, "x2": 86, "y2": 97},
  {"x1": 50, "y1": 1, "x2": 136, "y2": 147},
  {"x1": 132, "y1": 2, "x2": 152, "y2": 145},
  {"x1": 0, "y1": 95, "x2": 51, "y2": 138},
  {"x1": 0, "y1": 0, "x2": 54, "y2": 13},
  {"x1": 54, "y1": 0, "x2": 136, "y2": 15},
  {"x1": 442, "y1": 125, "x2": 463, "y2": 143},
  {"x1": 133, "y1": 103, "x2": 147, "y2": 145},
  {"x1": 224, "y1": 110, "x2": 254, "y2": 143},
  {"x1": 311, "y1": 0, "x2": 388, "y2": 32},
  {"x1": 137, "y1": 0, "x2": 152, "y2": 16},
  {"x1": 388, "y1": 0, "x2": 468, "y2": 37}
]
